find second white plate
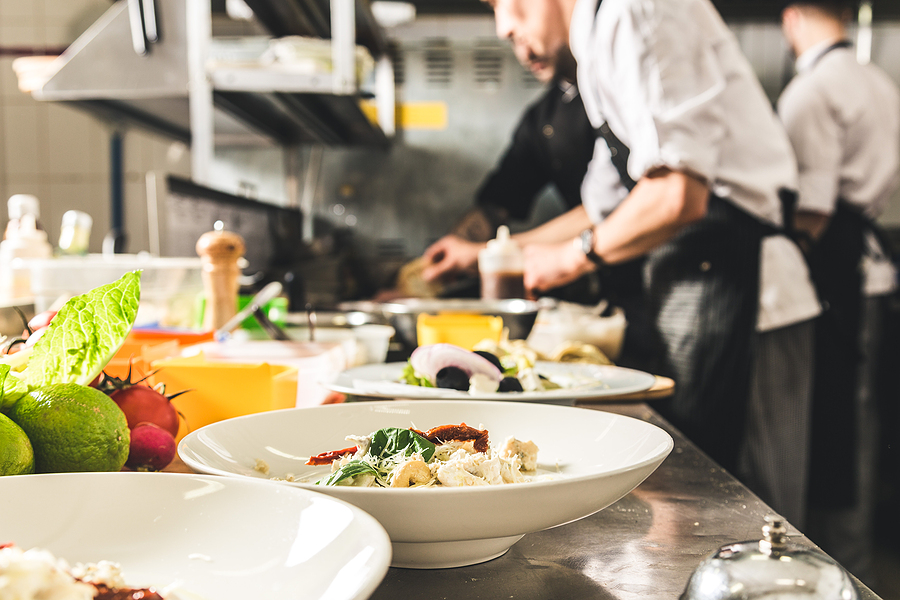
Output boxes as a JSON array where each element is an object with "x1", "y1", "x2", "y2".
[{"x1": 322, "y1": 361, "x2": 656, "y2": 402}]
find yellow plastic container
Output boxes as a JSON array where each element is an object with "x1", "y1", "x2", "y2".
[
  {"x1": 416, "y1": 313, "x2": 504, "y2": 350},
  {"x1": 149, "y1": 353, "x2": 297, "y2": 442}
]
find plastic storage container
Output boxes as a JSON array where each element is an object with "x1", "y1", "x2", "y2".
[
  {"x1": 477, "y1": 225, "x2": 525, "y2": 300},
  {"x1": 24, "y1": 254, "x2": 204, "y2": 328}
]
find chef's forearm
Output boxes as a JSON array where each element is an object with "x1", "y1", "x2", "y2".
[
  {"x1": 512, "y1": 205, "x2": 591, "y2": 245},
  {"x1": 592, "y1": 169, "x2": 710, "y2": 265}
]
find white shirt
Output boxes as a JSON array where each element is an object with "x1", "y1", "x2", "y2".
[
  {"x1": 572, "y1": 0, "x2": 821, "y2": 331},
  {"x1": 778, "y1": 41, "x2": 900, "y2": 296}
]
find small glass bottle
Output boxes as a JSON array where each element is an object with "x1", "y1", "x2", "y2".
[
  {"x1": 4, "y1": 194, "x2": 44, "y2": 240},
  {"x1": 57, "y1": 210, "x2": 93, "y2": 255}
]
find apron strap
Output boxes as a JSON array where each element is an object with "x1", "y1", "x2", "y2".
[{"x1": 595, "y1": 122, "x2": 637, "y2": 192}]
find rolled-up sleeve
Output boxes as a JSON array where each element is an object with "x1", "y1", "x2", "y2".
[
  {"x1": 602, "y1": 2, "x2": 728, "y2": 183},
  {"x1": 777, "y1": 80, "x2": 841, "y2": 215}
]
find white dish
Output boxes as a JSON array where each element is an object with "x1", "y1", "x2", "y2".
[
  {"x1": 322, "y1": 361, "x2": 657, "y2": 402},
  {"x1": 179, "y1": 400, "x2": 673, "y2": 569},
  {"x1": 0, "y1": 472, "x2": 391, "y2": 600}
]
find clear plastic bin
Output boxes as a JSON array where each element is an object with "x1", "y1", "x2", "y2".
[{"x1": 24, "y1": 254, "x2": 204, "y2": 329}]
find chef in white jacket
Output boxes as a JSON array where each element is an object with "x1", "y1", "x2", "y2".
[
  {"x1": 457, "y1": 0, "x2": 822, "y2": 525},
  {"x1": 778, "y1": 0, "x2": 900, "y2": 580}
]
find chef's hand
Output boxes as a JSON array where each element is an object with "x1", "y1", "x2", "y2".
[
  {"x1": 523, "y1": 238, "x2": 594, "y2": 294},
  {"x1": 421, "y1": 235, "x2": 484, "y2": 282}
]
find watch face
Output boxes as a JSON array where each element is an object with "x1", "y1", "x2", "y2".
[{"x1": 581, "y1": 229, "x2": 594, "y2": 255}]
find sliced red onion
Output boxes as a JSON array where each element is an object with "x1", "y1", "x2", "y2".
[{"x1": 409, "y1": 344, "x2": 502, "y2": 384}]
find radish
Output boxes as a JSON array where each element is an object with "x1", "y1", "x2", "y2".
[{"x1": 125, "y1": 422, "x2": 177, "y2": 471}]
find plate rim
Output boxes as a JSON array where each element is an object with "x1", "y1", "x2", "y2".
[
  {"x1": 321, "y1": 361, "x2": 657, "y2": 401},
  {"x1": 178, "y1": 399, "x2": 675, "y2": 492},
  {"x1": 0, "y1": 471, "x2": 393, "y2": 600}
]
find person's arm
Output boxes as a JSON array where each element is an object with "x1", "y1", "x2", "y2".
[
  {"x1": 512, "y1": 205, "x2": 591, "y2": 245},
  {"x1": 523, "y1": 168, "x2": 709, "y2": 293},
  {"x1": 421, "y1": 205, "x2": 591, "y2": 283}
]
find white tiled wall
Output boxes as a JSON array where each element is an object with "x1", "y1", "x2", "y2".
[{"x1": 0, "y1": 0, "x2": 191, "y2": 255}]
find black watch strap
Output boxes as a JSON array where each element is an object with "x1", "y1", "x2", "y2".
[{"x1": 580, "y1": 228, "x2": 606, "y2": 267}]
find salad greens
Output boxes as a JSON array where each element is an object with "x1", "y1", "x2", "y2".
[
  {"x1": 0, "y1": 271, "x2": 141, "y2": 410},
  {"x1": 319, "y1": 426, "x2": 436, "y2": 487},
  {"x1": 400, "y1": 362, "x2": 433, "y2": 387}
]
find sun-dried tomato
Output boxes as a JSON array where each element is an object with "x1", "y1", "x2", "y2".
[
  {"x1": 411, "y1": 423, "x2": 490, "y2": 453},
  {"x1": 306, "y1": 446, "x2": 358, "y2": 466}
]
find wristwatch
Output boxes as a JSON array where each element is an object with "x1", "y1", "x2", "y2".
[{"x1": 577, "y1": 228, "x2": 606, "y2": 267}]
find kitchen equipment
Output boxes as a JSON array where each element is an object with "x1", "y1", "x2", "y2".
[
  {"x1": 0, "y1": 472, "x2": 391, "y2": 600},
  {"x1": 343, "y1": 298, "x2": 540, "y2": 350},
  {"x1": 680, "y1": 515, "x2": 859, "y2": 600},
  {"x1": 1, "y1": 195, "x2": 52, "y2": 301},
  {"x1": 178, "y1": 400, "x2": 673, "y2": 569},
  {"x1": 527, "y1": 300, "x2": 628, "y2": 361},
  {"x1": 196, "y1": 223, "x2": 246, "y2": 331},
  {"x1": 214, "y1": 281, "x2": 285, "y2": 341},
  {"x1": 478, "y1": 225, "x2": 525, "y2": 300},
  {"x1": 416, "y1": 313, "x2": 504, "y2": 350},
  {"x1": 149, "y1": 354, "x2": 300, "y2": 440},
  {"x1": 25, "y1": 254, "x2": 203, "y2": 327},
  {"x1": 57, "y1": 210, "x2": 93, "y2": 255},
  {"x1": 4, "y1": 194, "x2": 44, "y2": 240}
]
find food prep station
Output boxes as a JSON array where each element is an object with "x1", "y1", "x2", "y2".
[{"x1": 2, "y1": 1, "x2": 900, "y2": 599}]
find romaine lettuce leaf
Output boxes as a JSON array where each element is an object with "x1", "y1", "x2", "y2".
[
  {"x1": 0, "y1": 364, "x2": 28, "y2": 411},
  {"x1": 25, "y1": 271, "x2": 141, "y2": 389}
]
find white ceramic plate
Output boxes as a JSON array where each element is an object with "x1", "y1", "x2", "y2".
[
  {"x1": 322, "y1": 361, "x2": 657, "y2": 402},
  {"x1": 179, "y1": 401, "x2": 674, "y2": 569},
  {"x1": 0, "y1": 472, "x2": 391, "y2": 600}
]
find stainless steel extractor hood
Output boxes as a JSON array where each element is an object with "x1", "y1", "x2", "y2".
[{"x1": 30, "y1": 0, "x2": 392, "y2": 149}]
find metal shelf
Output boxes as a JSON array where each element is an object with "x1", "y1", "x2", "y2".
[{"x1": 28, "y1": 0, "x2": 393, "y2": 187}]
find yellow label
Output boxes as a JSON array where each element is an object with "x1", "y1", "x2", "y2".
[{"x1": 360, "y1": 100, "x2": 448, "y2": 130}]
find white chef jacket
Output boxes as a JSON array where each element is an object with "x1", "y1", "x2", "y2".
[
  {"x1": 778, "y1": 40, "x2": 900, "y2": 296},
  {"x1": 571, "y1": 0, "x2": 821, "y2": 331}
]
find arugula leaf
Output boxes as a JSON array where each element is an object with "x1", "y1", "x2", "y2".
[
  {"x1": 370, "y1": 427, "x2": 436, "y2": 463},
  {"x1": 319, "y1": 460, "x2": 377, "y2": 486},
  {"x1": 0, "y1": 364, "x2": 27, "y2": 412},
  {"x1": 400, "y1": 361, "x2": 433, "y2": 387},
  {"x1": 25, "y1": 271, "x2": 142, "y2": 389}
]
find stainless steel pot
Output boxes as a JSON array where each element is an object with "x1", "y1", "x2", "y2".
[{"x1": 339, "y1": 298, "x2": 540, "y2": 350}]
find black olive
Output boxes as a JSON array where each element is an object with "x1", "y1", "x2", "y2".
[
  {"x1": 474, "y1": 350, "x2": 503, "y2": 371},
  {"x1": 436, "y1": 366, "x2": 470, "y2": 391},
  {"x1": 498, "y1": 377, "x2": 524, "y2": 392}
]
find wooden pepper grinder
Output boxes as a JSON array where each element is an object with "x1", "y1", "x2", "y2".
[{"x1": 196, "y1": 221, "x2": 246, "y2": 331}]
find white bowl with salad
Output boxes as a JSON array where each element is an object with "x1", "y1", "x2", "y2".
[{"x1": 179, "y1": 400, "x2": 674, "y2": 569}]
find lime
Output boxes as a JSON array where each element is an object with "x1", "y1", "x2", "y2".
[
  {"x1": 0, "y1": 412, "x2": 34, "y2": 475},
  {"x1": 8, "y1": 383, "x2": 130, "y2": 473}
]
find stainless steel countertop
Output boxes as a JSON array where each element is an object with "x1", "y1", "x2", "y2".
[{"x1": 369, "y1": 402, "x2": 879, "y2": 600}]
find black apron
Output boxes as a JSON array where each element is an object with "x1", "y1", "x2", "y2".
[
  {"x1": 806, "y1": 200, "x2": 870, "y2": 508},
  {"x1": 798, "y1": 39, "x2": 867, "y2": 509},
  {"x1": 596, "y1": 122, "x2": 771, "y2": 473}
]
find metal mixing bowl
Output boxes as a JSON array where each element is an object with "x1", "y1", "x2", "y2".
[{"x1": 339, "y1": 298, "x2": 540, "y2": 350}]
